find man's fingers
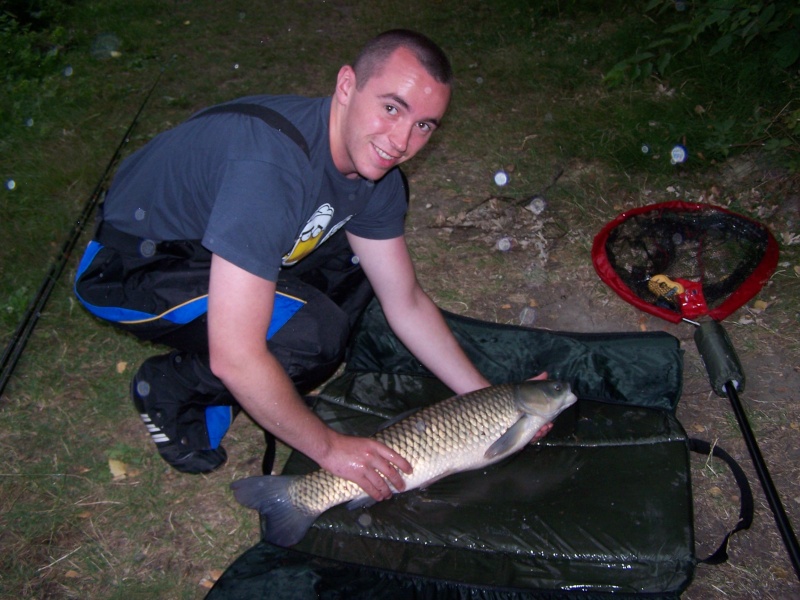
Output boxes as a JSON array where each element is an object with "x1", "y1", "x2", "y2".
[
  {"x1": 328, "y1": 436, "x2": 413, "y2": 501},
  {"x1": 379, "y1": 462, "x2": 406, "y2": 493},
  {"x1": 374, "y1": 453, "x2": 408, "y2": 494},
  {"x1": 530, "y1": 422, "x2": 554, "y2": 443},
  {"x1": 362, "y1": 468, "x2": 392, "y2": 501},
  {"x1": 362, "y1": 445, "x2": 412, "y2": 499},
  {"x1": 388, "y1": 451, "x2": 413, "y2": 475}
]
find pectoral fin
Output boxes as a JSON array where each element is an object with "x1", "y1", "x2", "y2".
[{"x1": 484, "y1": 416, "x2": 530, "y2": 460}]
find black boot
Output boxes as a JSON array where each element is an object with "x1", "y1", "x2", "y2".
[{"x1": 131, "y1": 351, "x2": 238, "y2": 474}]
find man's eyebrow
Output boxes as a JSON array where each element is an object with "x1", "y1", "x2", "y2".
[
  {"x1": 379, "y1": 93, "x2": 441, "y2": 127},
  {"x1": 380, "y1": 93, "x2": 410, "y2": 111}
]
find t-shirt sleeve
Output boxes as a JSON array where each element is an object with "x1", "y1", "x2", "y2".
[
  {"x1": 345, "y1": 170, "x2": 408, "y2": 240},
  {"x1": 202, "y1": 158, "x2": 304, "y2": 281}
]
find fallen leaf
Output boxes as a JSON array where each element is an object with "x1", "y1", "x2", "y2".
[
  {"x1": 501, "y1": 304, "x2": 511, "y2": 309},
  {"x1": 77, "y1": 511, "x2": 92, "y2": 519},
  {"x1": 209, "y1": 569, "x2": 225, "y2": 581},
  {"x1": 116, "y1": 361, "x2": 128, "y2": 374},
  {"x1": 752, "y1": 300, "x2": 769, "y2": 312},
  {"x1": 770, "y1": 566, "x2": 790, "y2": 579},
  {"x1": 108, "y1": 458, "x2": 129, "y2": 480},
  {"x1": 65, "y1": 570, "x2": 80, "y2": 579},
  {"x1": 709, "y1": 486, "x2": 723, "y2": 497},
  {"x1": 199, "y1": 578, "x2": 215, "y2": 589}
]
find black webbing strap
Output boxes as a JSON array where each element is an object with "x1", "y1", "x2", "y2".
[
  {"x1": 689, "y1": 438, "x2": 754, "y2": 565},
  {"x1": 93, "y1": 102, "x2": 312, "y2": 255},
  {"x1": 190, "y1": 103, "x2": 310, "y2": 159},
  {"x1": 190, "y1": 103, "x2": 310, "y2": 477}
]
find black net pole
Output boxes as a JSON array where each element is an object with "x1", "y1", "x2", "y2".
[
  {"x1": 723, "y1": 381, "x2": 800, "y2": 582},
  {"x1": 695, "y1": 321, "x2": 800, "y2": 581}
]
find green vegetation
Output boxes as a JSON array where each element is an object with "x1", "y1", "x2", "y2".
[{"x1": 604, "y1": 0, "x2": 799, "y2": 168}]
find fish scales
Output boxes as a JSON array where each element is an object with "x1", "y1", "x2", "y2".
[
  {"x1": 291, "y1": 384, "x2": 521, "y2": 516},
  {"x1": 231, "y1": 380, "x2": 577, "y2": 547},
  {"x1": 377, "y1": 384, "x2": 520, "y2": 479}
]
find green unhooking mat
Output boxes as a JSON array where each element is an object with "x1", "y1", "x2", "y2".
[{"x1": 208, "y1": 301, "x2": 749, "y2": 599}]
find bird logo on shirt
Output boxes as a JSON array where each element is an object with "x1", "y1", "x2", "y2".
[{"x1": 282, "y1": 203, "x2": 351, "y2": 266}]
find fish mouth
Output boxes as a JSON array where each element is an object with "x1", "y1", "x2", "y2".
[
  {"x1": 558, "y1": 386, "x2": 579, "y2": 411},
  {"x1": 517, "y1": 381, "x2": 578, "y2": 418}
]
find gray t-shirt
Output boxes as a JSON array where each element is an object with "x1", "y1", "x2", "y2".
[{"x1": 102, "y1": 95, "x2": 408, "y2": 281}]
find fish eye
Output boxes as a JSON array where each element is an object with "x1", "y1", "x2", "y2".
[{"x1": 553, "y1": 383, "x2": 562, "y2": 392}]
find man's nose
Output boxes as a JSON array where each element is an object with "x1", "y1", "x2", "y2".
[{"x1": 388, "y1": 122, "x2": 412, "y2": 154}]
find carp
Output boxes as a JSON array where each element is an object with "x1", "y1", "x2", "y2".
[{"x1": 231, "y1": 380, "x2": 577, "y2": 547}]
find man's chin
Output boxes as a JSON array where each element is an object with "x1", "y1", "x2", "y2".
[{"x1": 356, "y1": 164, "x2": 393, "y2": 183}]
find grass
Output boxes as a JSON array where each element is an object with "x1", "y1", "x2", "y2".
[{"x1": 1, "y1": 1, "x2": 799, "y2": 598}]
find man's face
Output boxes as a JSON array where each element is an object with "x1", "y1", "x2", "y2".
[{"x1": 332, "y1": 47, "x2": 451, "y2": 181}]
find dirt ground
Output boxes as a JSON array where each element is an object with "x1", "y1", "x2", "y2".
[{"x1": 403, "y1": 155, "x2": 800, "y2": 598}]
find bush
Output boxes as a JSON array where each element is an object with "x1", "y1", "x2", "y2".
[
  {"x1": 605, "y1": 0, "x2": 800, "y2": 84},
  {"x1": 603, "y1": 1, "x2": 799, "y2": 170},
  {"x1": 0, "y1": 12, "x2": 61, "y2": 85}
]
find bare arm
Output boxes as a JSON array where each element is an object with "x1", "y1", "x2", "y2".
[
  {"x1": 347, "y1": 232, "x2": 491, "y2": 395},
  {"x1": 348, "y1": 233, "x2": 555, "y2": 441},
  {"x1": 207, "y1": 253, "x2": 411, "y2": 500}
]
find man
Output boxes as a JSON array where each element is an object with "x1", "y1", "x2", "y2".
[{"x1": 75, "y1": 29, "x2": 543, "y2": 502}]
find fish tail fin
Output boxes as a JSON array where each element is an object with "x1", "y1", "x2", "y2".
[{"x1": 230, "y1": 475, "x2": 317, "y2": 547}]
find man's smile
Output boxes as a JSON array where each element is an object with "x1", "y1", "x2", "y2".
[{"x1": 373, "y1": 143, "x2": 399, "y2": 162}]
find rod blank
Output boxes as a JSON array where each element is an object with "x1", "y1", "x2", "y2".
[{"x1": 0, "y1": 68, "x2": 164, "y2": 398}]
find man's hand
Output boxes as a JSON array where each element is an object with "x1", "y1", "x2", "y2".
[
  {"x1": 529, "y1": 371, "x2": 553, "y2": 443},
  {"x1": 317, "y1": 434, "x2": 413, "y2": 501},
  {"x1": 531, "y1": 422, "x2": 554, "y2": 442}
]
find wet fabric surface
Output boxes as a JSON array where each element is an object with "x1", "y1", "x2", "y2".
[{"x1": 209, "y1": 302, "x2": 691, "y2": 599}]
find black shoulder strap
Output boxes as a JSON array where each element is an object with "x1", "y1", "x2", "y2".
[
  {"x1": 689, "y1": 438, "x2": 754, "y2": 565},
  {"x1": 190, "y1": 103, "x2": 310, "y2": 159}
]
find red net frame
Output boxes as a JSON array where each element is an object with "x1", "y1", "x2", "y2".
[{"x1": 592, "y1": 201, "x2": 780, "y2": 323}]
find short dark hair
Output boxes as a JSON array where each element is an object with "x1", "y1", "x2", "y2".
[{"x1": 353, "y1": 29, "x2": 453, "y2": 89}]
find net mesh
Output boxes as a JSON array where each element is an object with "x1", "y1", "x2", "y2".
[{"x1": 593, "y1": 202, "x2": 779, "y2": 322}]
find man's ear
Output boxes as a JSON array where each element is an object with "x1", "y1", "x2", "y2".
[{"x1": 334, "y1": 65, "x2": 357, "y2": 105}]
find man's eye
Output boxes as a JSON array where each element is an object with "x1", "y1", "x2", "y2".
[
  {"x1": 385, "y1": 105, "x2": 398, "y2": 115},
  {"x1": 417, "y1": 122, "x2": 432, "y2": 134}
]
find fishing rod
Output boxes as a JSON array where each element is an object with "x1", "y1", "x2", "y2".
[{"x1": 0, "y1": 67, "x2": 165, "y2": 399}]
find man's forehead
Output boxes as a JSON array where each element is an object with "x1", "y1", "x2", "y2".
[{"x1": 364, "y1": 48, "x2": 450, "y2": 115}]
